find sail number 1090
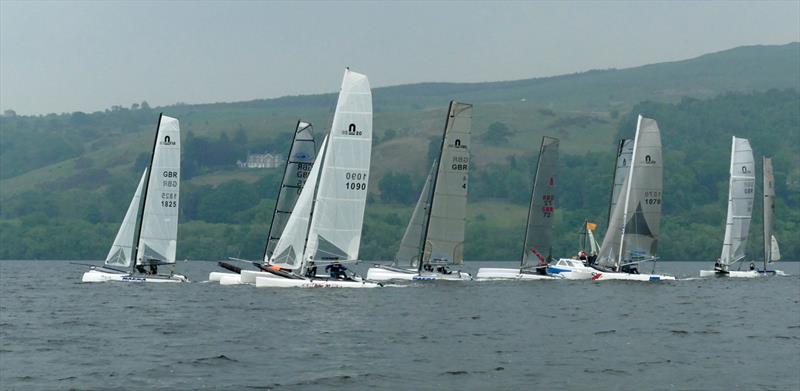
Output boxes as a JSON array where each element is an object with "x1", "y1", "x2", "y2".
[{"x1": 345, "y1": 172, "x2": 367, "y2": 191}]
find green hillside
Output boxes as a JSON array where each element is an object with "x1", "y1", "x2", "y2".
[{"x1": 0, "y1": 43, "x2": 798, "y2": 261}]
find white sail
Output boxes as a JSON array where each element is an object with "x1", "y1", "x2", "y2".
[
  {"x1": 270, "y1": 135, "x2": 328, "y2": 270},
  {"x1": 719, "y1": 136, "x2": 755, "y2": 267},
  {"x1": 770, "y1": 236, "x2": 780, "y2": 262},
  {"x1": 305, "y1": 69, "x2": 372, "y2": 263},
  {"x1": 105, "y1": 168, "x2": 147, "y2": 267},
  {"x1": 762, "y1": 156, "x2": 776, "y2": 265},
  {"x1": 598, "y1": 115, "x2": 663, "y2": 269},
  {"x1": 136, "y1": 115, "x2": 181, "y2": 266},
  {"x1": 395, "y1": 161, "x2": 436, "y2": 267},
  {"x1": 521, "y1": 136, "x2": 558, "y2": 268},
  {"x1": 421, "y1": 101, "x2": 472, "y2": 266},
  {"x1": 263, "y1": 121, "x2": 316, "y2": 262}
]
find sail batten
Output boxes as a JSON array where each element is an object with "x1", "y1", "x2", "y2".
[
  {"x1": 521, "y1": 136, "x2": 558, "y2": 268},
  {"x1": 719, "y1": 136, "x2": 755, "y2": 267},
  {"x1": 105, "y1": 169, "x2": 147, "y2": 267},
  {"x1": 263, "y1": 121, "x2": 316, "y2": 262},
  {"x1": 420, "y1": 102, "x2": 472, "y2": 267},
  {"x1": 136, "y1": 115, "x2": 181, "y2": 266}
]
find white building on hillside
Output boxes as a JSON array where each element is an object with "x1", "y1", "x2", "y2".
[{"x1": 237, "y1": 152, "x2": 284, "y2": 169}]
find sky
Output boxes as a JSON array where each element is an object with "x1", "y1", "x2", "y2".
[{"x1": 1, "y1": 1, "x2": 798, "y2": 115}]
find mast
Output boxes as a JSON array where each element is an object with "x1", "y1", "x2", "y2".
[
  {"x1": 131, "y1": 113, "x2": 162, "y2": 273},
  {"x1": 616, "y1": 116, "x2": 641, "y2": 271},
  {"x1": 763, "y1": 156, "x2": 773, "y2": 271},
  {"x1": 520, "y1": 137, "x2": 547, "y2": 267},
  {"x1": 418, "y1": 101, "x2": 452, "y2": 272}
]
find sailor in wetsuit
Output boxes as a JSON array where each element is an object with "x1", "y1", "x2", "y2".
[{"x1": 326, "y1": 262, "x2": 348, "y2": 279}]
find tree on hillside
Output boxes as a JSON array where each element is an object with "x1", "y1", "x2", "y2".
[
  {"x1": 481, "y1": 122, "x2": 513, "y2": 145},
  {"x1": 379, "y1": 172, "x2": 416, "y2": 204}
]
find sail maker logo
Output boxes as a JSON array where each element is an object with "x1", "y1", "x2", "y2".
[
  {"x1": 161, "y1": 135, "x2": 176, "y2": 146},
  {"x1": 342, "y1": 123, "x2": 362, "y2": 136},
  {"x1": 644, "y1": 155, "x2": 656, "y2": 165},
  {"x1": 451, "y1": 139, "x2": 468, "y2": 149}
]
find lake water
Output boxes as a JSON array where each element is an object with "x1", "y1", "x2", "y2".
[{"x1": 1, "y1": 260, "x2": 798, "y2": 390}]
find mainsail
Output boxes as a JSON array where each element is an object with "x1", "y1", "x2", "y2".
[
  {"x1": 719, "y1": 136, "x2": 755, "y2": 267},
  {"x1": 521, "y1": 136, "x2": 559, "y2": 268},
  {"x1": 270, "y1": 135, "x2": 328, "y2": 270},
  {"x1": 420, "y1": 101, "x2": 472, "y2": 267},
  {"x1": 763, "y1": 156, "x2": 775, "y2": 265},
  {"x1": 395, "y1": 161, "x2": 436, "y2": 267},
  {"x1": 263, "y1": 121, "x2": 316, "y2": 263},
  {"x1": 305, "y1": 69, "x2": 372, "y2": 262},
  {"x1": 105, "y1": 169, "x2": 147, "y2": 267},
  {"x1": 136, "y1": 115, "x2": 181, "y2": 266},
  {"x1": 598, "y1": 115, "x2": 663, "y2": 270},
  {"x1": 607, "y1": 139, "x2": 634, "y2": 228}
]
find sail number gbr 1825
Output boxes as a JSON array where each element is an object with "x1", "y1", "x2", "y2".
[
  {"x1": 160, "y1": 170, "x2": 179, "y2": 207},
  {"x1": 345, "y1": 172, "x2": 367, "y2": 191}
]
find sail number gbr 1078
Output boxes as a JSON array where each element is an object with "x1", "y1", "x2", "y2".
[
  {"x1": 344, "y1": 172, "x2": 367, "y2": 191},
  {"x1": 160, "y1": 170, "x2": 179, "y2": 207}
]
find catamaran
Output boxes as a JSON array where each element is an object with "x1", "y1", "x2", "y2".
[
  {"x1": 476, "y1": 136, "x2": 561, "y2": 280},
  {"x1": 758, "y1": 157, "x2": 785, "y2": 275},
  {"x1": 699, "y1": 137, "x2": 756, "y2": 277},
  {"x1": 365, "y1": 161, "x2": 436, "y2": 280},
  {"x1": 209, "y1": 121, "x2": 317, "y2": 285},
  {"x1": 366, "y1": 101, "x2": 473, "y2": 281},
  {"x1": 589, "y1": 115, "x2": 674, "y2": 281},
  {"x1": 82, "y1": 114, "x2": 187, "y2": 283},
  {"x1": 254, "y1": 68, "x2": 380, "y2": 288},
  {"x1": 546, "y1": 139, "x2": 634, "y2": 279}
]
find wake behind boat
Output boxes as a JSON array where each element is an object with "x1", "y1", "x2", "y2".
[
  {"x1": 254, "y1": 68, "x2": 380, "y2": 288},
  {"x1": 477, "y1": 136, "x2": 560, "y2": 281},
  {"x1": 82, "y1": 114, "x2": 188, "y2": 283}
]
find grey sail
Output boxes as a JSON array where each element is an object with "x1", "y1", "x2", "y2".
[
  {"x1": 263, "y1": 121, "x2": 316, "y2": 263},
  {"x1": 105, "y1": 169, "x2": 147, "y2": 267},
  {"x1": 607, "y1": 139, "x2": 634, "y2": 229},
  {"x1": 395, "y1": 161, "x2": 436, "y2": 267},
  {"x1": 598, "y1": 115, "x2": 663, "y2": 269},
  {"x1": 420, "y1": 101, "x2": 472, "y2": 267},
  {"x1": 762, "y1": 157, "x2": 775, "y2": 265},
  {"x1": 719, "y1": 136, "x2": 755, "y2": 267},
  {"x1": 521, "y1": 136, "x2": 559, "y2": 268}
]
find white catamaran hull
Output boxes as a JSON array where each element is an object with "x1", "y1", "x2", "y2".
[
  {"x1": 475, "y1": 268, "x2": 557, "y2": 280},
  {"x1": 254, "y1": 276, "x2": 381, "y2": 288},
  {"x1": 699, "y1": 269, "x2": 786, "y2": 278},
  {"x1": 545, "y1": 259, "x2": 599, "y2": 280},
  {"x1": 366, "y1": 266, "x2": 417, "y2": 281},
  {"x1": 590, "y1": 271, "x2": 675, "y2": 281},
  {"x1": 413, "y1": 271, "x2": 472, "y2": 281},
  {"x1": 209, "y1": 272, "x2": 237, "y2": 282},
  {"x1": 82, "y1": 269, "x2": 187, "y2": 283}
]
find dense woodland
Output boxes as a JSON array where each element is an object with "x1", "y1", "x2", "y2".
[{"x1": 1, "y1": 44, "x2": 798, "y2": 262}]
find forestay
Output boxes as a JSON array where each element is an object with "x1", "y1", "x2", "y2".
[
  {"x1": 270, "y1": 135, "x2": 328, "y2": 270},
  {"x1": 421, "y1": 101, "x2": 472, "y2": 266},
  {"x1": 136, "y1": 115, "x2": 181, "y2": 266},
  {"x1": 598, "y1": 115, "x2": 663, "y2": 269},
  {"x1": 105, "y1": 169, "x2": 147, "y2": 267},
  {"x1": 395, "y1": 161, "x2": 435, "y2": 267},
  {"x1": 305, "y1": 69, "x2": 372, "y2": 262},
  {"x1": 719, "y1": 136, "x2": 755, "y2": 267},
  {"x1": 263, "y1": 121, "x2": 316, "y2": 263},
  {"x1": 521, "y1": 136, "x2": 558, "y2": 268}
]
